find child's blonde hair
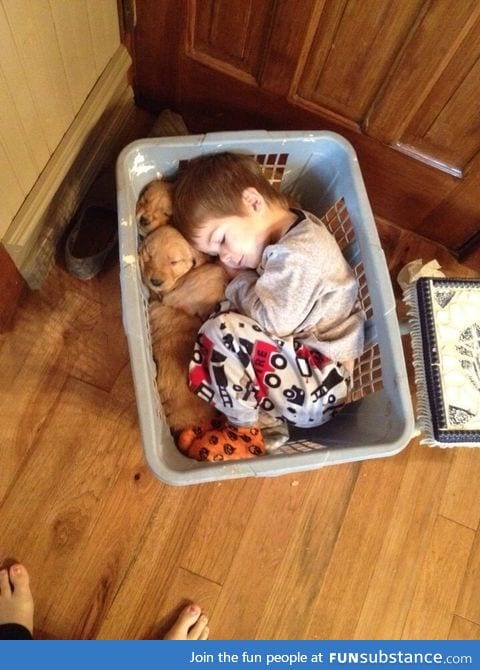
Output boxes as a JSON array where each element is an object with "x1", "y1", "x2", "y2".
[{"x1": 174, "y1": 152, "x2": 288, "y2": 242}]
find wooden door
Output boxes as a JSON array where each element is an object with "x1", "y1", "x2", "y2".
[{"x1": 133, "y1": 0, "x2": 480, "y2": 257}]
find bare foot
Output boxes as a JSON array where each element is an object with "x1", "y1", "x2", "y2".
[
  {"x1": 0, "y1": 564, "x2": 34, "y2": 635},
  {"x1": 164, "y1": 604, "x2": 209, "y2": 640}
]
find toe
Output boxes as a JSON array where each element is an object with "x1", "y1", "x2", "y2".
[
  {"x1": 0, "y1": 564, "x2": 33, "y2": 634},
  {"x1": 9, "y1": 564, "x2": 30, "y2": 596},
  {"x1": 177, "y1": 420, "x2": 219, "y2": 454},
  {"x1": 0, "y1": 569, "x2": 11, "y2": 597},
  {"x1": 177, "y1": 427, "x2": 197, "y2": 453},
  {"x1": 164, "y1": 604, "x2": 202, "y2": 640},
  {"x1": 198, "y1": 625, "x2": 210, "y2": 641},
  {"x1": 187, "y1": 613, "x2": 209, "y2": 640}
]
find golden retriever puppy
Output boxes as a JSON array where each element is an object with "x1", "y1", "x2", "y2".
[
  {"x1": 149, "y1": 303, "x2": 218, "y2": 432},
  {"x1": 139, "y1": 224, "x2": 208, "y2": 297},
  {"x1": 161, "y1": 261, "x2": 229, "y2": 320},
  {"x1": 136, "y1": 179, "x2": 174, "y2": 236},
  {"x1": 142, "y1": 226, "x2": 229, "y2": 431}
]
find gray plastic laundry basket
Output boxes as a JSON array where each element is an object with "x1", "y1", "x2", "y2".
[{"x1": 116, "y1": 130, "x2": 415, "y2": 485}]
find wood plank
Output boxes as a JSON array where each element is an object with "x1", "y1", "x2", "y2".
[
  {"x1": 2, "y1": 0, "x2": 74, "y2": 151},
  {"x1": 299, "y1": 0, "x2": 425, "y2": 123},
  {"x1": 421, "y1": 156, "x2": 480, "y2": 252},
  {"x1": 0, "y1": 141, "x2": 25, "y2": 234},
  {"x1": 456, "y1": 532, "x2": 480, "y2": 626},
  {"x1": 410, "y1": 41, "x2": 480, "y2": 171},
  {"x1": 0, "y1": 244, "x2": 27, "y2": 333},
  {"x1": 375, "y1": 215, "x2": 480, "y2": 340},
  {"x1": 353, "y1": 442, "x2": 453, "y2": 639},
  {"x1": 463, "y1": 244, "x2": 480, "y2": 274},
  {"x1": 134, "y1": 0, "x2": 185, "y2": 108},
  {"x1": 440, "y1": 449, "x2": 480, "y2": 530},
  {"x1": 0, "y1": 285, "x2": 92, "y2": 500},
  {"x1": 95, "y1": 478, "x2": 192, "y2": 639},
  {"x1": 171, "y1": 60, "x2": 471, "y2": 249},
  {"x1": 95, "y1": 476, "x2": 261, "y2": 639},
  {"x1": 0, "y1": 66, "x2": 39, "y2": 195},
  {"x1": 41, "y1": 270, "x2": 130, "y2": 393},
  {"x1": 402, "y1": 516, "x2": 474, "y2": 639},
  {"x1": 146, "y1": 568, "x2": 221, "y2": 640},
  {"x1": 49, "y1": 0, "x2": 98, "y2": 112},
  {"x1": 366, "y1": 0, "x2": 480, "y2": 142},
  {"x1": 305, "y1": 448, "x2": 410, "y2": 640},
  {"x1": 375, "y1": 218, "x2": 479, "y2": 285},
  {"x1": 86, "y1": 0, "x2": 120, "y2": 75},
  {"x1": 206, "y1": 0, "x2": 252, "y2": 62},
  {"x1": 0, "y1": 2, "x2": 50, "y2": 172},
  {"x1": 136, "y1": 0, "x2": 480, "y2": 255},
  {"x1": 401, "y1": 16, "x2": 480, "y2": 172},
  {"x1": 2, "y1": 46, "x2": 131, "y2": 265},
  {"x1": 38, "y1": 411, "x2": 159, "y2": 640},
  {"x1": 256, "y1": 463, "x2": 359, "y2": 639},
  {"x1": 179, "y1": 478, "x2": 262, "y2": 585},
  {"x1": 260, "y1": 0, "x2": 320, "y2": 97},
  {"x1": 449, "y1": 615, "x2": 480, "y2": 640},
  {"x1": 1, "y1": 194, "x2": 480, "y2": 640},
  {"x1": 0, "y1": 374, "x2": 140, "y2": 639},
  {"x1": 208, "y1": 467, "x2": 356, "y2": 640}
]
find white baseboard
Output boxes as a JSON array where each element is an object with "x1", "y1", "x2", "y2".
[{"x1": 3, "y1": 44, "x2": 134, "y2": 288}]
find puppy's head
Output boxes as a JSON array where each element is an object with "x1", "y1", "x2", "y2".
[
  {"x1": 136, "y1": 179, "x2": 174, "y2": 236},
  {"x1": 139, "y1": 225, "x2": 208, "y2": 295}
]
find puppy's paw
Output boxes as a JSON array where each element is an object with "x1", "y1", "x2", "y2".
[{"x1": 136, "y1": 179, "x2": 174, "y2": 235}]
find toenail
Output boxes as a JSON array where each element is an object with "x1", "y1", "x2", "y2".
[
  {"x1": 188, "y1": 604, "x2": 200, "y2": 614},
  {"x1": 11, "y1": 565, "x2": 22, "y2": 575}
]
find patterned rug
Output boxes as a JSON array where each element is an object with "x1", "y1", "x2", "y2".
[{"x1": 405, "y1": 277, "x2": 480, "y2": 446}]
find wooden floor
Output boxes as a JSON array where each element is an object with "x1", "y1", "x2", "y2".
[{"x1": 1, "y1": 211, "x2": 480, "y2": 640}]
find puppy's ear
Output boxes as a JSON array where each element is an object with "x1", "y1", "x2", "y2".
[
  {"x1": 191, "y1": 246, "x2": 208, "y2": 267},
  {"x1": 139, "y1": 239, "x2": 151, "y2": 260}
]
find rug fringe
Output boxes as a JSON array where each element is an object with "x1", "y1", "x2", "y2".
[{"x1": 404, "y1": 284, "x2": 447, "y2": 448}]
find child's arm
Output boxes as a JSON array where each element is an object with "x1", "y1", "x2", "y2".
[
  {"x1": 225, "y1": 220, "x2": 363, "y2": 355},
  {"x1": 225, "y1": 260, "x2": 334, "y2": 338},
  {"x1": 220, "y1": 261, "x2": 244, "y2": 279}
]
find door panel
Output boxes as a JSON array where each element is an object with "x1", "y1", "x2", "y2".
[
  {"x1": 297, "y1": 0, "x2": 425, "y2": 124},
  {"x1": 191, "y1": 0, "x2": 274, "y2": 82},
  {"x1": 403, "y1": 45, "x2": 480, "y2": 173},
  {"x1": 366, "y1": 1, "x2": 480, "y2": 174},
  {"x1": 134, "y1": 0, "x2": 480, "y2": 255}
]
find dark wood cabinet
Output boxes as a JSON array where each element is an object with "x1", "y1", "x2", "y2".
[{"x1": 132, "y1": 0, "x2": 480, "y2": 255}]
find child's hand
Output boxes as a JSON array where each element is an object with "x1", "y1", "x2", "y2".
[
  {"x1": 220, "y1": 262, "x2": 244, "y2": 279},
  {"x1": 211, "y1": 299, "x2": 233, "y2": 316}
]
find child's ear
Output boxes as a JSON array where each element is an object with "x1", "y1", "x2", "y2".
[{"x1": 242, "y1": 187, "x2": 264, "y2": 213}]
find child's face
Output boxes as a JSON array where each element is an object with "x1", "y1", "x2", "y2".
[{"x1": 194, "y1": 211, "x2": 270, "y2": 270}]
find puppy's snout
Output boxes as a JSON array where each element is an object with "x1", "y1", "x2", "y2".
[
  {"x1": 150, "y1": 278, "x2": 164, "y2": 287},
  {"x1": 139, "y1": 215, "x2": 149, "y2": 227}
]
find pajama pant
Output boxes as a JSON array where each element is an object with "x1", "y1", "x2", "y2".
[
  {"x1": 188, "y1": 310, "x2": 349, "y2": 427},
  {"x1": 0, "y1": 623, "x2": 32, "y2": 639}
]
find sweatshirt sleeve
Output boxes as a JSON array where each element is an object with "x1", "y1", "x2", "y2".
[
  {"x1": 225, "y1": 217, "x2": 360, "y2": 343},
  {"x1": 225, "y1": 249, "x2": 319, "y2": 337}
]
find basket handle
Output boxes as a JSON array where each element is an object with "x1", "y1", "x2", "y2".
[{"x1": 203, "y1": 130, "x2": 271, "y2": 144}]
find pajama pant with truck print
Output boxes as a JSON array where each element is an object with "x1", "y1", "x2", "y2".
[{"x1": 188, "y1": 310, "x2": 349, "y2": 428}]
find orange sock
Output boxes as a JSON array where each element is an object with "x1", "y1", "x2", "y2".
[{"x1": 177, "y1": 418, "x2": 265, "y2": 462}]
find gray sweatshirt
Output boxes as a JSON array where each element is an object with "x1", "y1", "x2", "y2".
[{"x1": 225, "y1": 209, "x2": 365, "y2": 362}]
